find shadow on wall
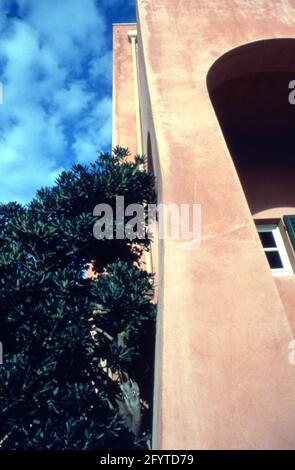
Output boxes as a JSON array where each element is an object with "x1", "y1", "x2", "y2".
[
  {"x1": 147, "y1": 132, "x2": 154, "y2": 174},
  {"x1": 207, "y1": 39, "x2": 295, "y2": 216}
]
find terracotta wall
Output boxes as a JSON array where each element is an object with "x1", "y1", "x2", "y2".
[
  {"x1": 112, "y1": 24, "x2": 138, "y2": 158},
  {"x1": 206, "y1": 38, "x2": 295, "y2": 340},
  {"x1": 113, "y1": 0, "x2": 295, "y2": 450},
  {"x1": 135, "y1": 0, "x2": 295, "y2": 450}
]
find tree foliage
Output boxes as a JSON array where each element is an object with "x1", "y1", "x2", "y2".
[{"x1": 0, "y1": 147, "x2": 156, "y2": 450}]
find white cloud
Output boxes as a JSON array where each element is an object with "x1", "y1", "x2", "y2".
[
  {"x1": 89, "y1": 51, "x2": 112, "y2": 82},
  {"x1": 17, "y1": 0, "x2": 107, "y2": 66},
  {"x1": 73, "y1": 96, "x2": 112, "y2": 164},
  {"x1": 0, "y1": 0, "x2": 113, "y2": 204},
  {"x1": 53, "y1": 81, "x2": 95, "y2": 119}
]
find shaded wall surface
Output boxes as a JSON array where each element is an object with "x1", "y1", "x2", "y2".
[{"x1": 113, "y1": 0, "x2": 295, "y2": 449}]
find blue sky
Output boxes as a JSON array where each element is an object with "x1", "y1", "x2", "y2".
[{"x1": 0, "y1": 0, "x2": 136, "y2": 204}]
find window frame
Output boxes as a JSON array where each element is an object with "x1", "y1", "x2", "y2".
[{"x1": 256, "y1": 223, "x2": 293, "y2": 277}]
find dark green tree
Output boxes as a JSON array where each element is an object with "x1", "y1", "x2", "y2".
[{"x1": 0, "y1": 147, "x2": 156, "y2": 450}]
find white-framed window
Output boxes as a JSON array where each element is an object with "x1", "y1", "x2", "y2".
[{"x1": 256, "y1": 224, "x2": 293, "y2": 276}]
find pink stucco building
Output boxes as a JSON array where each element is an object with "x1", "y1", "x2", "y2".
[{"x1": 113, "y1": 0, "x2": 295, "y2": 449}]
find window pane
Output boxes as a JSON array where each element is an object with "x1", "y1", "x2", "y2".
[
  {"x1": 265, "y1": 250, "x2": 283, "y2": 269},
  {"x1": 258, "y1": 231, "x2": 277, "y2": 248}
]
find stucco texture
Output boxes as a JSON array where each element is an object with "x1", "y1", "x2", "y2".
[{"x1": 113, "y1": 0, "x2": 295, "y2": 450}]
